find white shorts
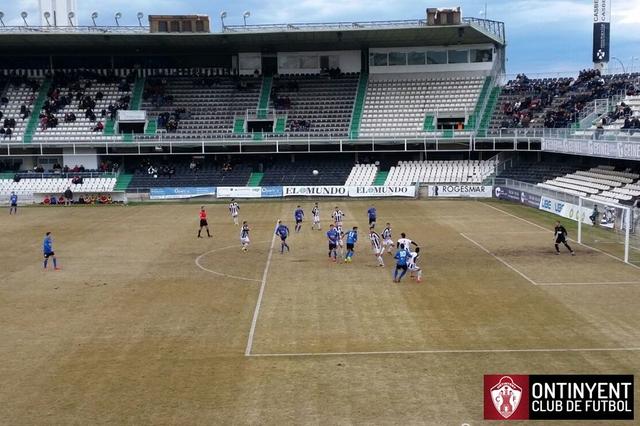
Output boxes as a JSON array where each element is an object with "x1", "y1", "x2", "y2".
[
  {"x1": 232, "y1": 213, "x2": 239, "y2": 218},
  {"x1": 241, "y1": 237, "x2": 250, "y2": 245},
  {"x1": 313, "y1": 217, "x2": 320, "y2": 223},
  {"x1": 373, "y1": 247, "x2": 384, "y2": 256},
  {"x1": 383, "y1": 238, "x2": 393, "y2": 246},
  {"x1": 338, "y1": 240, "x2": 344, "y2": 247},
  {"x1": 408, "y1": 263, "x2": 420, "y2": 271}
]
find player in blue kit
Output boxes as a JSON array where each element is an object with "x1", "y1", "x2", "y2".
[
  {"x1": 294, "y1": 205, "x2": 304, "y2": 233},
  {"x1": 367, "y1": 205, "x2": 377, "y2": 227},
  {"x1": 275, "y1": 220, "x2": 290, "y2": 254},
  {"x1": 344, "y1": 226, "x2": 358, "y2": 263},
  {"x1": 326, "y1": 225, "x2": 340, "y2": 262},
  {"x1": 43, "y1": 232, "x2": 60, "y2": 270},
  {"x1": 9, "y1": 192, "x2": 18, "y2": 215},
  {"x1": 393, "y1": 243, "x2": 409, "y2": 283}
]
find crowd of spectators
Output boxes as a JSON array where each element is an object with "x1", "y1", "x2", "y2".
[
  {"x1": 289, "y1": 119, "x2": 311, "y2": 132},
  {"x1": 137, "y1": 158, "x2": 177, "y2": 178}
]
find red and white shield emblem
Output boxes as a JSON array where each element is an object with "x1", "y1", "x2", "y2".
[{"x1": 490, "y1": 376, "x2": 523, "y2": 419}]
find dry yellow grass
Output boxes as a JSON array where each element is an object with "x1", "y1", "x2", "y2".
[{"x1": 1, "y1": 200, "x2": 638, "y2": 425}]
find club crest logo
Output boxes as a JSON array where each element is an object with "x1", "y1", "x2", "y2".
[{"x1": 490, "y1": 376, "x2": 523, "y2": 419}]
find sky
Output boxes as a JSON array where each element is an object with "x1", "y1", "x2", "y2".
[{"x1": 3, "y1": 0, "x2": 639, "y2": 76}]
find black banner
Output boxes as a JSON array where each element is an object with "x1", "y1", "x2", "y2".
[{"x1": 592, "y1": 22, "x2": 610, "y2": 63}]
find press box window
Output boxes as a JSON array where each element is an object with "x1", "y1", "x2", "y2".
[
  {"x1": 448, "y1": 49, "x2": 469, "y2": 64},
  {"x1": 426, "y1": 51, "x2": 447, "y2": 65},
  {"x1": 471, "y1": 49, "x2": 493, "y2": 63},
  {"x1": 370, "y1": 53, "x2": 388, "y2": 67}
]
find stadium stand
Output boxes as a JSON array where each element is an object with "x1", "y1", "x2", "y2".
[
  {"x1": 270, "y1": 74, "x2": 359, "y2": 137},
  {"x1": 497, "y1": 162, "x2": 581, "y2": 184},
  {"x1": 260, "y1": 159, "x2": 353, "y2": 185},
  {"x1": 359, "y1": 75, "x2": 484, "y2": 137},
  {"x1": 127, "y1": 159, "x2": 252, "y2": 189},
  {"x1": 0, "y1": 176, "x2": 116, "y2": 196},
  {"x1": 30, "y1": 71, "x2": 134, "y2": 143},
  {"x1": 345, "y1": 163, "x2": 378, "y2": 186},
  {"x1": 537, "y1": 166, "x2": 640, "y2": 204},
  {"x1": 384, "y1": 159, "x2": 495, "y2": 185},
  {"x1": 585, "y1": 95, "x2": 640, "y2": 137},
  {"x1": 141, "y1": 76, "x2": 261, "y2": 139},
  {"x1": 0, "y1": 76, "x2": 41, "y2": 142}
]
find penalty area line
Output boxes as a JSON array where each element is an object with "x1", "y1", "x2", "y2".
[
  {"x1": 459, "y1": 232, "x2": 538, "y2": 286},
  {"x1": 244, "y1": 223, "x2": 279, "y2": 356},
  {"x1": 247, "y1": 347, "x2": 640, "y2": 358}
]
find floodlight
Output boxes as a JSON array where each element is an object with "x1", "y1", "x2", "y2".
[
  {"x1": 68, "y1": 11, "x2": 75, "y2": 26},
  {"x1": 137, "y1": 12, "x2": 144, "y2": 26},
  {"x1": 91, "y1": 12, "x2": 98, "y2": 26},
  {"x1": 21, "y1": 11, "x2": 28, "y2": 26},
  {"x1": 0, "y1": 11, "x2": 4, "y2": 27},
  {"x1": 114, "y1": 12, "x2": 122, "y2": 26},
  {"x1": 243, "y1": 11, "x2": 250, "y2": 26},
  {"x1": 220, "y1": 11, "x2": 227, "y2": 29},
  {"x1": 43, "y1": 11, "x2": 51, "y2": 26}
]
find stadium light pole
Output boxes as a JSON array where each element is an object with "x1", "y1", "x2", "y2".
[
  {"x1": 243, "y1": 11, "x2": 250, "y2": 26},
  {"x1": 611, "y1": 56, "x2": 625, "y2": 73},
  {"x1": 44, "y1": 11, "x2": 51, "y2": 26},
  {"x1": 0, "y1": 11, "x2": 4, "y2": 27},
  {"x1": 137, "y1": 12, "x2": 144, "y2": 27},
  {"x1": 220, "y1": 11, "x2": 227, "y2": 31},
  {"x1": 68, "y1": 12, "x2": 75, "y2": 27},
  {"x1": 21, "y1": 11, "x2": 29, "y2": 26},
  {"x1": 631, "y1": 57, "x2": 638, "y2": 74},
  {"x1": 114, "y1": 12, "x2": 122, "y2": 27},
  {"x1": 91, "y1": 12, "x2": 98, "y2": 26}
]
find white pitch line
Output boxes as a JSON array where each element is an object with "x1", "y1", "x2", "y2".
[
  {"x1": 244, "y1": 224, "x2": 278, "y2": 356},
  {"x1": 195, "y1": 241, "x2": 271, "y2": 283},
  {"x1": 460, "y1": 232, "x2": 538, "y2": 286},
  {"x1": 247, "y1": 347, "x2": 640, "y2": 358},
  {"x1": 481, "y1": 202, "x2": 640, "y2": 270},
  {"x1": 536, "y1": 281, "x2": 640, "y2": 286}
]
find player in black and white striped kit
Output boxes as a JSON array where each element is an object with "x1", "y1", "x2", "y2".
[
  {"x1": 311, "y1": 203, "x2": 321, "y2": 230},
  {"x1": 382, "y1": 223, "x2": 394, "y2": 254},
  {"x1": 369, "y1": 227, "x2": 385, "y2": 267},
  {"x1": 554, "y1": 221, "x2": 575, "y2": 256},
  {"x1": 240, "y1": 221, "x2": 250, "y2": 252},
  {"x1": 229, "y1": 199, "x2": 240, "y2": 225},
  {"x1": 332, "y1": 207, "x2": 344, "y2": 227}
]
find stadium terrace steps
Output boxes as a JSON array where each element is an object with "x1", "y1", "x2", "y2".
[
  {"x1": 349, "y1": 73, "x2": 368, "y2": 139},
  {"x1": 233, "y1": 117, "x2": 245, "y2": 134},
  {"x1": 373, "y1": 171, "x2": 389, "y2": 186},
  {"x1": 422, "y1": 115, "x2": 435, "y2": 131},
  {"x1": 145, "y1": 119, "x2": 157, "y2": 134},
  {"x1": 114, "y1": 173, "x2": 133, "y2": 191},
  {"x1": 477, "y1": 86, "x2": 501, "y2": 137},
  {"x1": 247, "y1": 172, "x2": 264, "y2": 187},
  {"x1": 274, "y1": 116, "x2": 287, "y2": 134},
  {"x1": 23, "y1": 79, "x2": 52, "y2": 144},
  {"x1": 257, "y1": 76, "x2": 273, "y2": 118},
  {"x1": 466, "y1": 76, "x2": 492, "y2": 130},
  {"x1": 385, "y1": 160, "x2": 497, "y2": 185},
  {"x1": 252, "y1": 132, "x2": 264, "y2": 141},
  {"x1": 123, "y1": 133, "x2": 134, "y2": 143},
  {"x1": 130, "y1": 77, "x2": 146, "y2": 110},
  {"x1": 103, "y1": 119, "x2": 116, "y2": 135}
]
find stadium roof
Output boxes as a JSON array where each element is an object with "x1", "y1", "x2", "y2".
[{"x1": 0, "y1": 18, "x2": 504, "y2": 56}]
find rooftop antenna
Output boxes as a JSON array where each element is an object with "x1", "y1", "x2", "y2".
[{"x1": 220, "y1": 11, "x2": 227, "y2": 30}]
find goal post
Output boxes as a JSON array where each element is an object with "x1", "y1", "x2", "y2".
[{"x1": 578, "y1": 197, "x2": 636, "y2": 265}]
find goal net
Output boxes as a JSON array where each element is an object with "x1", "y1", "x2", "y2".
[{"x1": 578, "y1": 197, "x2": 639, "y2": 265}]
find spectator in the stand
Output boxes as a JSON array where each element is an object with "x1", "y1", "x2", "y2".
[
  {"x1": 595, "y1": 118, "x2": 605, "y2": 140},
  {"x1": 64, "y1": 112, "x2": 76, "y2": 122},
  {"x1": 64, "y1": 187, "x2": 73, "y2": 206},
  {"x1": 3, "y1": 128, "x2": 11, "y2": 140},
  {"x1": 93, "y1": 121, "x2": 104, "y2": 132}
]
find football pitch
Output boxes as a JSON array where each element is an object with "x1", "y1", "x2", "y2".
[{"x1": 1, "y1": 199, "x2": 639, "y2": 425}]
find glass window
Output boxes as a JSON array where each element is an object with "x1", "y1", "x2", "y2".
[
  {"x1": 388, "y1": 52, "x2": 407, "y2": 66},
  {"x1": 407, "y1": 51, "x2": 426, "y2": 65},
  {"x1": 240, "y1": 55, "x2": 261, "y2": 70},
  {"x1": 426, "y1": 51, "x2": 447, "y2": 65},
  {"x1": 448, "y1": 49, "x2": 469, "y2": 64},
  {"x1": 170, "y1": 21, "x2": 180, "y2": 32},
  {"x1": 195, "y1": 21, "x2": 205, "y2": 32},
  {"x1": 471, "y1": 48, "x2": 493, "y2": 63},
  {"x1": 182, "y1": 21, "x2": 192, "y2": 32},
  {"x1": 370, "y1": 53, "x2": 388, "y2": 67},
  {"x1": 158, "y1": 21, "x2": 168, "y2": 32},
  {"x1": 300, "y1": 56, "x2": 319, "y2": 69}
]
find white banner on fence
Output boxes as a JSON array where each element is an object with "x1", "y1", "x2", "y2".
[
  {"x1": 542, "y1": 137, "x2": 640, "y2": 161},
  {"x1": 217, "y1": 187, "x2": 262, "y2": 198},
  {"x1": 347, "y1": 186, "x2": 416, "y2": 197},
  {"x1": 428, "y1": 184, "x2": 493, "y2": 198},
  {"x1": 539, "y1": 196, "x2": 592, "y2": 225},
  {"x1": 284, "y1": 186, "x2": 348, "y2": 197}
]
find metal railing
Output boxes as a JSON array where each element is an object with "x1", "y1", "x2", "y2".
[
  {"x1": 0, "y1": 25, "x2": 149, "y2": 34},
  {"x1": 491, "y1": 177, "x2": 581, "y2": 205}
]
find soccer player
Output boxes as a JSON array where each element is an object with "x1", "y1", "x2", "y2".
[
  {"x1": 397, "y1": 232, "x2": 419, "y2": 251},
  {"x1": 240, "y1": 221, "x2": 250, "y2": 252},
  {"x1": 326, "y1": 224, "x2": 339, "y2": 261},
  {"x1": 554, "y1": 221, "x2": 575, "y2": 256},
  {"x1": 344, "y1": 226, "x2": 358, "y2": 263},
  {"x1": 294, "y1": 205, "x2": 304, "y2": 232},
  {"x1": 43, "y1": 232, "x2": 60, "y2": 270},
  {"x1": 9, "y1": 192, "x2": 18, "y2": 215},
  {"x1": 275, "y1": 220, "x2": 290, "y2": 254},
  {"x1": 589, "y1": 205, "x2": 599, "y2": 226},
  {"x1": 335, "y1": 224, "x2": 345, "y2": 261},
  {"x1": 382, "y1": 223, "x2": 393, "y2": 254},
  {"x1": 408, "y1": 247, "x2": 422, "y2": 282},
  {"x1": 311, "y1": 202, "x2": 321, "y2": 230},
  {"x1": 369, "y1": 227, "x2": 384, "y2": 267},
  {"x1": 393, "y1": 244, "x2": 409, "y2": 283},
  {"x1": 197, "y1": 206, "x2": 212, "y2": 238},
  {"x1": 229, "y1": 199, "x2": 240, "y2": 225},
  {"x1": 367, "y1": 205, "x2": 377, "y2": 227},
  {"x1": 332, "y1": 206, "x2": 344, "y2": 227}
]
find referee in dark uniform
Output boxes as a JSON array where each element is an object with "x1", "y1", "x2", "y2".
[{"x1": 554, "y1": 221, "x2": 575, "y2": 255}]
